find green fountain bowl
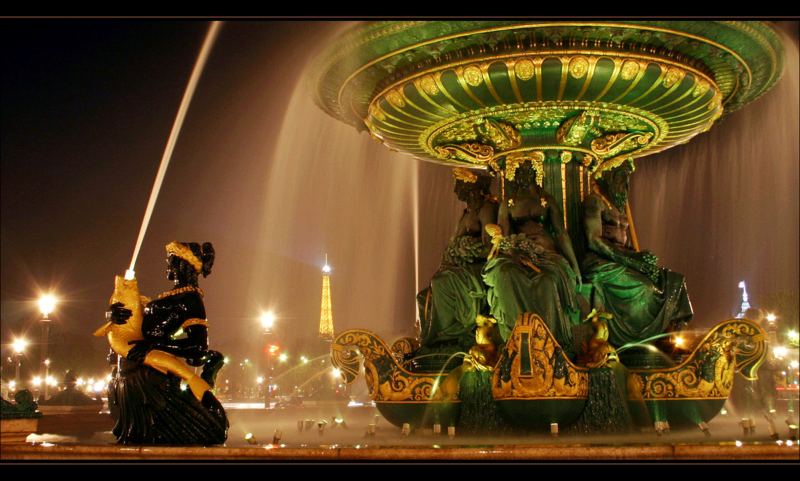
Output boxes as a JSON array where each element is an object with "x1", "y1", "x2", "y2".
[
  {"x1": 495, "y1": 399, "x2": 586, "y2": 431},
  {"x1": 313, "y1": 21, "x2": 784, "y2": 168}
]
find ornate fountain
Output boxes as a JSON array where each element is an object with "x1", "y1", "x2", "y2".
[{"x1": 314, "y1": 21, "x2": 784, "y2": 433}]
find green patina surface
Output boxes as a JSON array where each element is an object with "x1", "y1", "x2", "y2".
[{"x1": 314, "y1": 21, "x2": 784, "y2": 167}]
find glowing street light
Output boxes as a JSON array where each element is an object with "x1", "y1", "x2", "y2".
[
  {"x1": 330, "y1": 367, "x2": 342, "y2": 380},
  {"x1": 38, "y1": 294, "x2": 57, "y2": 319},
  {"x1": 278, "y1": 353, "x2": 288, "y2": 363},
  {"x1": 11, "y1": 337, "x2": 28, "y2": 386},
  {"x1": 773, "y1": 346, "x2": 789, "y2": 359},
  {"x1": 260, "y1": 311, "x2": 275, "y2": 333},
  {"x1": 300, "y1": 356, "x2": 308, "y2": 364},
  {"x1": 38, "y1": 293, "x2": 58, "y2": 400}
]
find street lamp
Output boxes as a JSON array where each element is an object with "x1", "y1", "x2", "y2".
[
  {"x1": 38, "y1": 293, "x2": 57, "y2": 400},
  {"x1": 11, "y1": 337, "x2": 28, "y2": 389},
  {"x1": 260, "y1": 311, "x2": 276, "y2": 405}
]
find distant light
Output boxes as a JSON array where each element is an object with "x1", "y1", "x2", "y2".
[
  {"x1": 260, "y1": 311, "x2": 275, "y2": 331},
  {"x1": 76, "y1": 378, "x2": 85, "y2": 386},
  {"x1": 46, "y1": 376, "x2": 56, "y2": 386},
  {"x1": 92, "y1": 381, "x2": 105, "y2": 392},
  {"x1": 766, "y1": 313, "x2": 777, "y2": 323},
  {"x1": 32, "y1": 376, "x2": 42, "y2": 387},
  {"x1": 720, "y1": 408, "x2": 728, "y2": 415},
  {"x1": 735, "y1": 440, "x2": 743, "y2": 448},
  {"x1": 322, "y1": 264, "x2": 331, "y2": 274},
  {"x1": 300, "y1": 356, "x2": 308, "y2": 364},
  {"x1": 245, "y1": 433, "x2": 258, "y2": 445},
  {"x1": 179, "y1": 382, "x2": 187, "y2": 391},
  {"x1": 787, "y1": 440, "x2": 795, "y2": 447},
  {"x1": 88, "y1": 378, "x2": 95, "y2": 385},
  {"x1": 257, "y1": 376, "x2": 264, "y2": 385},
  {"x1": 12, "y1": 338, "x2": 28, "y2": 354},
  {"x1": 224, "y1": 357, "x2": 230, "y2": 364},
  {"x1": 244, "y1": 359, "x2": 250, "y2": 364},
  {"x1": 9, "y1": 381, "x2": 16, "y2": 390},
  {"x1": 38, "y1": 294, "x2": 57, "y2": 318},
  {"x1": 268, "y1": 345, "x2": 280, "y2": 356},
  {"x1": 330, "y1": 368, "x2": 342, "y2": 380},
  {"x1": 673, "y1": 335, "x2": 686, "y2": 348},
  {"x1": 776, "y1": 440, "x2": 784, "y2": 446},
  {"x1": 278, "y1": 353, "x2": 288, "y2": 363},
  {"x1": 791, "y1": 360, "x2": 799, "y2": 369},
  {"x1": 44, "y1": 359, "x2": 51, "y2": 366},
  {"x1": 788, "y1": 330, "x2": 799, "y2": 344},
  {"x1": 773, "y1": 346, "x2": 789, "y2": 359}
]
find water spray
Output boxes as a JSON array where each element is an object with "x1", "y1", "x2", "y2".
[{"x1": 124, "y1": 21, "x2": 222, "y2": 280}]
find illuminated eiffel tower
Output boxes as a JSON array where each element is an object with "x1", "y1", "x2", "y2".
[{"x1": 319, "y1": 254, "x2": 334, "y2": 342}]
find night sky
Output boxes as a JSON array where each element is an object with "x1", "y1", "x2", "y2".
[{"x1": 2, "y1": 20, "x2": 798, "y2": 385}]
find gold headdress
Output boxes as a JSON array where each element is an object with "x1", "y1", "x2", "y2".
[
  {"x1": 165, "y1": 241, "x2": 203, "y2": 272},
  {"x1": 453, "y1": 167, "x2": 478, "y2": 184}
]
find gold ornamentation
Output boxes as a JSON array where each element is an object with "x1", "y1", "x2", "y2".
[
  {"x1": 463, "y1": 65, "x2": 483, "y2": 87},
  {"x1": 627, "y1": 319, "x2": 767, "y2": 401},
  {"x1": 503, "y1": 150, "x2": 545, "y2": 187},
  {"x1": 166, "y1": 241, "x2": 203, "y2": 273},
  {"x1": 420, "y1": 75, "x2": 439, "y2": 96},
  {"x1": 507, "y1": 198, "x2": 514, "y2": 207},
  {"x1": 436, "y1": 143, "x2": 494, "y2": 164},
  {"x1": 474, "y1": 118, "x2": 521, "y2": 151},
  {"x1": 181, "y1": 318, "x2": 208, "y2": 329},
  {"x1": 662, "y1": 67, "x2": 686, "y2": 89},
  {"x1": 386, "y1": 89, "x2": 405, "y2": 108},
  {"x1": 492, "y1": 313, "x2": 589, "y2": 400},
  {"x1": 453, "y1": 167, "x2": 478, "y2": 183},
  {"x1": 540, "y1": 197, "x2": 548, "y2": 209},
  {"x1": 331, "y1": 329, "x2": 459, "y2": 402},
  {"x1": 156, "y1": 285, "x2": 204, "y2": 300},
  {"x1": 620, "y1": 60, "x2": 640, "y2": 81},
  {"x1": 390, "y1": 337, "x2": 420, "y2": 359},
  {"x1": 590, "y1": 132, "x2": 654, "y2": 158},
  {"x1": 568, "y1": 56, "x2": 589, "y2": 79},
  {"x1": 560, "y1": 151, "x2": 572, "y2": 163},
  {"x1": 464, "y1": 315, "x2": 500, "y2": 372},
  {"x1": 693, "y1": 78, "x2": 710, "y2": 98},
  {"x1": 423, "y1": 101, "x2": 664, "y2": 160},
  {"x1": 514, "y1": 59, "x2": 535, "y2": 81},
  {"x1": 556, "y1": 111, "x2": 598, "y2": 146},
  {"x1": 369, "y1": 103, "x2": 386, "y2": 122}
]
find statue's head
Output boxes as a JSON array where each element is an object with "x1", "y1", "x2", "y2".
[
  {"x1": 505, "y1": 159, "x2": 540, "y2": 199},
  {"x1": 165, "y1": 241, "x2": 215, "y2": 283},
  {"x1": 598, "y1": 159, "x2": 634, "y2": 209},
  {"x1": 453, "y1": 168, "x2": 491, "y2": 209}
]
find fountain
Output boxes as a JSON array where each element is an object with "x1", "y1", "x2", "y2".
[{"x1": 313, "y1": 21, "x2": 785, "y2": 434}]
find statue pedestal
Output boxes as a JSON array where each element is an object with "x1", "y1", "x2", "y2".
[{"x1": 0, "y1": 418, "x2": 38, "y2": 445}]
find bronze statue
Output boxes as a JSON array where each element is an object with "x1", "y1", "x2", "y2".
[
  {"x1": 416, "y1": 168, "x2": 498, "y2": 358},
  {"x1": 101, "y1": 241, "x2": 227, "y2": 445},
  {"x1": 582, "y1": 160, "x2": 693, "y2": 348},
  {"x1": 483, "y1": 158, "x2": 583, "y2": 357}
]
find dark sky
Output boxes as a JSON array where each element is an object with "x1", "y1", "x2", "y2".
[{"x1": 2, "y1": 20, "x2": 798, "y2": 385}]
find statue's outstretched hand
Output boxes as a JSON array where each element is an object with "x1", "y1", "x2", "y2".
[
  {"x1": 126, "y1": 339, "x2": 154, "y2": 362},
  {"x1": 107, "y1": 302, "x2": 132, "y2": 325}
]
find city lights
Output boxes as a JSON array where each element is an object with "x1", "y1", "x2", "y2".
[
  {"x1": 260, "y1": 311, "x2": 275, "y2": 332},
  {"x1": 11, "y1": 338, "x2": 28, "y2": 354},
  {"x1": 38, "y1": 294, "x2": 58, "y2": 318}
]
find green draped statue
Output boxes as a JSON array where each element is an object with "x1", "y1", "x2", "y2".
[
  {"x1": 582, "y1": 160, "x2": 693, "y2": 348},
  {"x1": 482, "y1": 158, "x2": 584, "y2": 358},
  {"x1": 416, "y1": 168, "x2": 498, "y2": 356}
]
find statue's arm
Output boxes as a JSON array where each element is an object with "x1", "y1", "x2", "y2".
[
  {"x1": 479, "y1": 202, "x2": 498, "y2": 246},
  {"x1": 584, "y1": 195, "x2": 647, "y2": 272},
  {"x1": 497, "y1": 198, "x2": 511, "y2": 236},
  {"x1": 546, "y1": 193, "x2": 581, "y2": 277}
]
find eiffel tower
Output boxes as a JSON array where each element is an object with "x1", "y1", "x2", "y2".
[{"x1": 319, "y1": 254, "x2": 334, "y2": 342}]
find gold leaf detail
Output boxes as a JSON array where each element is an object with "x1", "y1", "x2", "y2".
[
  {"x1": 514, "y1": 59, "x2": 535, "y2": 81},
  {"x1": 569, "y1": 57, "x2": 589, "y2": 79},
  {"x1": 463, "y1": 65, "x2": 483, "y2": 87},
  {"x1": 662, "y1": 67, "x2": 685, "y2": 89},
  {"x1": 620, "y1": 60, "x2": 640, "y2": 81},
  {"x1": 420, "y1": 75, "x2": 439, "y2": 96}
]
